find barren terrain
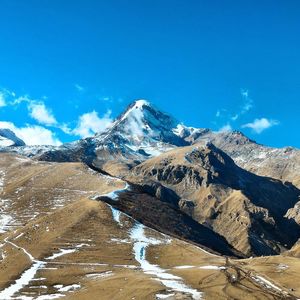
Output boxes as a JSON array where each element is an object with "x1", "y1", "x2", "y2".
[{"x1": 0, "y1": 153, "x2": 299, "y2": 299}]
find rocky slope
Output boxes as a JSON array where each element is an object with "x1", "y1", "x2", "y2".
[
  {"x1": 128, "y1": 143, "x2": 300, "y2": 256},
  {"x1": 98, "y1": 185, "x2": 243, "y2": 258},
  {"x1": 186, "y1": 129, "x2": 300, "y2": 189}
]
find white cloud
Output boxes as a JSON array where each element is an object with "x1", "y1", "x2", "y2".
[
  {"x1": 231, "y1": 114, "x2": 239, "y2": 121},
  {"x1": 10, "y1": 95, "x2": 29, "y2": 105},
  {"x1": 0, "y1": 121, "x2": 62, "y2": 146},
  {"x1": 241, "y1": 88, "x2": 253, "y2": 114},
  {"x1": 242, "y1": 118, "x2": 279, "y2": 134},
  {"x1": 8, "y1": 94, "x2": 58, "y2": 127},
  {"x1": 218, "y1": 124, "x2": 232, "y2": 132},
  {"x1": 28, "y1": 102, "x2": 57, "y2": 126},
  {"x1": 0, "y1": 93, "x2": 6, "y2": 107},
  {"x1": 0, "y1": 88, "x2": 17, "y2": 107},
  {"x1": 59, "y1": 123, "x2": 72, "y2": 134},
  {"x1": 73, "y1": 110, "x2": 113, "y2": 138},
  {"x1": 216, "y1": 89, "x2": 253, "y2": 126},
  {"x1": 241, "y1": 89, "x2": 249, "y2": 98},
  {"x1": 75, "y1": 84, "x2": 85, "y2": 92}
]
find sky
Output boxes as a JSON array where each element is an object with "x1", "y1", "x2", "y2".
[{"x1": 0, "y1": 0, "x2": 299, "y2": 147}]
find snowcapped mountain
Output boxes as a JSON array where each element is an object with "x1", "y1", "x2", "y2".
[
  {"x1": 94, "y1": 100, "x2": 188, "y2": 156},
  {"x1": 0, "y1": 129, "x2": 25, "y2": 147},
  {"x1": 33, "y1": 100, "x2": 200, "y2": 163}
]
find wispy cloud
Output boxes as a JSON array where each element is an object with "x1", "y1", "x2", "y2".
[
  {"x1": 0, "y1": 92, "x2": 6, "y2": 107},
  {"x1": 240, "y1": 89, "x2": 253, "y2": 114},
  {"x1": 214, "y1": 89, "x2": 255, "y2": 132},
  {"x1": 231, "y1": 114, "x2": 238, "y2": 121},
  {"x1": 59, "y1": 123, "x2": 72, "y2": 134},
  {"x1": 215, "y1": 108, "x2": 227, "y2": 118},
  {"x1": 242, "y1": 118, "x2": 279, "y2": 134},
  {"x1": 72, "y1": 110, "x2": 113, "y2": 138},
  {"x1": 0, "y1": 88, "x2": 17, "y2": 107},
  {"x1": 218, "y1": 124, "x2": 232, "y2": 132},
  {"x1": 99, "y1": 96, "x2": 123, "y2": 103},
  {"x1": 74, "y1": 84, "x2": 85, "y2": 92},
  {"x1": 0, "y1": 121, "x2": 62, "y2": 146}
]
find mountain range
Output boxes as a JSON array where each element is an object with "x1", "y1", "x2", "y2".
[{"x1": 1, "y1": 100, "x2": 300, "y2": 299}]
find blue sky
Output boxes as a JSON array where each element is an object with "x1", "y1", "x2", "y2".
[{"x1": 0, "y1": 0, "x2": 299, "y2": 147}]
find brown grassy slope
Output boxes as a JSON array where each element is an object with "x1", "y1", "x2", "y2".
[{"x1": 0, "y1": 153, "x2": 299, "y2": 299}]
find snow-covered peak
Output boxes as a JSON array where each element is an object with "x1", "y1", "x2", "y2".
[
  {"x1": 173, "y1": 124, "x2": 200, "y2": 138},
  {"x1": 93, "y1": 100, "x2": 187, "y2": 156},
  {"x1": 133, "y1": 99, "x2": 150, "y2": 108},
  {"x1": 0, "y1": 129, "x2": 25, "y2": 147},
  {"x1": 105, "y1": 100, "x2": 179, "y2": 141},
  {"x1": 118, "y1": 100, "x2": 151, "y2": 126}
]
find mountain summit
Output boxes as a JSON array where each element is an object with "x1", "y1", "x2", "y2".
[{"x1": 95, "y1": 99, "x2": 187, "y2": 155}]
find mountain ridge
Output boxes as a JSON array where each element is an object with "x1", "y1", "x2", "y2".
[{"x1": 1, "y1": 99, "x2": 299, "y2": 188}]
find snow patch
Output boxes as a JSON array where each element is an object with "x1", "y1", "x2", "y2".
[
  {"x1": 110, "y1": 238, "x2": 130, "y2": 244},
  {"x1": 110, "y1": 206, "x2": 122, "y2": 225},
  {"x1": 156, "y1": 293, "x2": 175, "y2": 299},
  {"x1": 93, "y1": 182, "x2": 130, "y2": 201},
  {"x1": 86, "y1": 271, "x2": 113, "y2": 279},
  {"x1": 15, "y1": 233, "x2": 24, "y2": 240},
  {"x1": 56, "y1": 284, "x2": 81, "y2": 292},
  {"x1": 46, "y1": 248, "x2": 77, "y2": 260},
  {"x1": 199, "y1": 265, "x2": 226, "y2": 270},
  {"x1": 252, "y1": 275, "x2": 282, "y2": 291},
  {"x1": 277, "y1": 264, "x2": 288, "y2": 271},
  {"x1": 130, "y1": 223, "x2": 202, "y2": 299},
  {"x1": 0, "y1": 214, "x2": 13, "y2": 233},
  {"x1": 35, "y1": 294, "x2": 64, "y2": 300},
  {"x1": 174, "y1": 265, "x2": 194, "y2": 269},
  {"x1": 0, "y1": 261, "x2": 45, "y2": 299}
]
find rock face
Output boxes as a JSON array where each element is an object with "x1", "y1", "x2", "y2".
[
  {"x1": 129, "y1": 143, "x2": 300, "y2": 256},
  {"x1": 187, "y1": 130, "x2": 300, "y2": 189},
  {"x1": 0, "y1": 129, "x2": 25, "y2": 147}
]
